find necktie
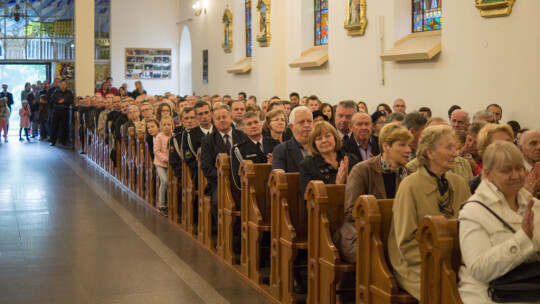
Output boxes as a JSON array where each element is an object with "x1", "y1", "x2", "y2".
[
  {"x1": 224, "y1": 134, "x2": 232, "y2": 155},
  {"x1": 256, "y1": 142, "x2": 263, "y2": 153},
  {"x1": 343, "y1": 134, "x2": 349, "y2": 142}
]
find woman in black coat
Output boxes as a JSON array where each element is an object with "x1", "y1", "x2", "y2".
[{"x1": 299, "y1": 121, "x2": 357, "y2": 196}]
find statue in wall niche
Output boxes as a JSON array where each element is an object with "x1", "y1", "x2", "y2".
[
  {"x1": 0, "y1": 27, "x2": 39, "y2": 60},
  {"x1": 256, "y1": 0, "x2": 271, "y2": 47},
  {"x1": 344, "y1": 0, "x2": 367, "y2": 36},
  {"x1": 222, "y1": 7, "x2": 233, "y2": 53}
]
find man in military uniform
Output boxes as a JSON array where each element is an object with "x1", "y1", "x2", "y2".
[
  {"x1": 169, "y1": 107, "x2": 198, "y2": 179},
  {"x1": 201, "y1": 104, "x2": 246, "y2": 245},
  {"x1": 182, "y1": 100, "x2": 214, "y2": 186},
  {"x1": 169, "y1": 107, "x2": 199, "y2": 219},
  {"x1": 230, "y1": 111, "x2": 280, "y2": 187}
]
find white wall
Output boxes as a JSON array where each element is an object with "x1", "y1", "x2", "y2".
[
  {"x1": 125, "y1": 0, "x2": 538, "y2": 130},
  {"x1": 110, "y1": 0, "x2": 180, "y2": 95}
]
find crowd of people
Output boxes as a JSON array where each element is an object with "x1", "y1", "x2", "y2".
[{"x1": 4, "y1": 76, "x2": 540, "y2": 301}]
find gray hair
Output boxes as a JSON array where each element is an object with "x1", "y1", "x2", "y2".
[
  {"x1": 127, "y1": 105, "x2": 140, "y2": 113},
  {"x1": 386, "y1": 112, "x2": 406, "y2": 123},
  {"x1": 416, "y1": 125, "x2": 455, "y2": 166},
  {"x1": 519, "y1": 130, "x2": 540, "y2": 147},
  {"x1": 473, "y1": 109, "x2": 495, "y2": 122},
  {"x1": 213, "y1": 104, "x2": 231, "y2": 112},
  {"x1": 337, "y1": 100, "x2": 358, "y2": 112},
  {"x1": 403, "y1": 112, "x2": 428, "y2": 130},
  {"x1": 289, "y1": 106, "x2": 312, "y2": 125}
]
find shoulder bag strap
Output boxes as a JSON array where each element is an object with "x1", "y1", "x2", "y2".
[{"x1": 462, "y1": 200, "x2": 517, "y2": 233}]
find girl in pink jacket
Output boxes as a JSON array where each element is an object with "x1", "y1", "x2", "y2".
[
  {"x1": 19, "y1": 100, "x2": 31, "y2": 141},
  {"x1": 154, "y1": 115, "x2": 173, "y2": 215}
]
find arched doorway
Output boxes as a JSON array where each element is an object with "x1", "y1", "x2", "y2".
[{"x1": 179, "y1": 26, "x2": 192, "y2": 96}]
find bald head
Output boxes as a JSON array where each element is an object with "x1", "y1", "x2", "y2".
[
  {"x1": 450, "y1": 110, "x2": 470, "y2": 131},
  {"x1": 518, "y1": 130, "x2": 540, "y2": 167}
]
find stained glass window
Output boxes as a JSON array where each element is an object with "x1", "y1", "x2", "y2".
[
  {"x1": 314, "y1": 0, "x2": 328, "y2": 46},
  {"x1": 413, "y1": 0, "x2": 442, "y2": 33},
  {"x1": 0, "y1": 0, "x2": 109, "y2": 61},
  {"x1": 245, "y1": 0, "x2": 252, "y2": 57}
]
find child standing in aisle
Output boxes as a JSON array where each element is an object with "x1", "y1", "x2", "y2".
[
  {"x1": 19, "y1": 100, "x2": 31, "y2": 141},
  {"x1": 153, "y1": 115, "x2": 173, "y2": 216},
  {"x1": 0, "y1": 98, "x2": 10, "y2": 142}
]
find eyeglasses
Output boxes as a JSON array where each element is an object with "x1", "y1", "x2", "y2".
[{"x1": 270, "y1": 118, "x2": 286, "y2": 122}]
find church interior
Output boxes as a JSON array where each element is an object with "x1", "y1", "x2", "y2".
[{"x1": 0, "y1": 0, "x2": 539, "y2": 303}]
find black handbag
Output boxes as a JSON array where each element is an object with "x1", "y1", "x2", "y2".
[{"x1": 462, "y1": 200, "x2": 540, "y2": 303}]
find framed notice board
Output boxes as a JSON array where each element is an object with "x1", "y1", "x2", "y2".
[{"x1": 125, "y1": 48, "x2": 172, "y2": 79}]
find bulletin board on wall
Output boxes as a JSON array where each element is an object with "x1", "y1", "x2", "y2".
[{"x1": 125, "y1": 48, "x2": 172, "y2": 79}]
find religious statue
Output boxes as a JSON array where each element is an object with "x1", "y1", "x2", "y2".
[
  {"x1": 256, "y1": 0, "x2": 271, "y2": 47},
  {"x1": 222, "y1": 8, "x2": 233, "y2": 53},
  {"x1": 344, "y1": 0, "x2": 367, "y2": 36}
]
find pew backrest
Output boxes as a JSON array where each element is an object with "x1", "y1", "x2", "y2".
[{"x1": 417, "y1": 215, "x2": 462, "y2": 304}]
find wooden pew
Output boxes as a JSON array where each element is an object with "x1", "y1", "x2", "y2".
[
  {"x1": 305, "y1": 181, "x2": 355, "y2": 304},
  {"x1": 128, "y1": 127, "x2": 137, "y2": 192},
  {"x1": 144, "y1": 139, "x2": 156, "y2": 207},
  {"x1": 74, "y1": 112, "x2": 82, "y2": 151},
  {"x1": 353, "y1": 195, "x2": 417, "y2": 304},
  {"x1": 120, "y1": 126, "x2": 130, "y2": 186},
  {"x1": 135, "y1": 130, "x2": 145, "y2": 198},
  {"x1": 268, "y1": 170, "x2": 307, "y2": 304},
  {"x1": 168, "y1": 163, "x2": 181, "y2": 223},
  {"x1": 197, "y1": 148, "x2": 215, "y2": 251},
  {"x1": 216, "y1": 153, "x2": 242, "y2": 265},
  {"x1": 106, "y1": 121, "x2": 115, "y2": 177},
  {"x1": 181, "y1": 157, "x2": 198, "y2": 236},
  {"x1": 239, "y1": 160, "x2": 272, "y2": 285},
  {"x1": 417, "y1": 216, "x2": 462, "y2": 304}
]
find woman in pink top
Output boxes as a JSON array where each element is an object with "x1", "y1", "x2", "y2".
[{"x1": 154, "y1": 115, "x2": 173, "y2": 216}]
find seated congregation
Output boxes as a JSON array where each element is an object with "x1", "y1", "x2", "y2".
[{"x1": 75, "y1": 88, "x2": 540, "y2": 304}]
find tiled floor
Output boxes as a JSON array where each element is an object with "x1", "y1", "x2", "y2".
[{"x1": 0, "y1": 138, "x2": 270, "y2": 304}]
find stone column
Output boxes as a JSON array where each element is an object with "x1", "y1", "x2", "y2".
[{"x1": 75, "y1": 0, "x2": 95, "y2": 96}]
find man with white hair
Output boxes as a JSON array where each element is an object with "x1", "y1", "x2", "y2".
[
  {"x1": 272, "y1": 106, "x2": 313, "y2": 172},
  {"x1": 519, "y1": 130, "x2": 540, "y2": 171},
  {"x1": 450, "y1": 109, "x2": 470, "y2": 131},
  {"x1": 473, "y1": 109, "x2": 496, "y2": 124},
  {"x1": 393, "y1": 98, "x2": 406, "y2": 114}
]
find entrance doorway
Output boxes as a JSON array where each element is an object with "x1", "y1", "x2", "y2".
[{"x1": 0, "y1": 63, "x2": 50, "y2": 136}]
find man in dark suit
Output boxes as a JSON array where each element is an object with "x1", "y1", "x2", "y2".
[
  {"x1": 200, "y1": 104, "x2": 246, "y2": 231},
  {"x1": 231, "y1": 111, "x2": 280, "y2": 186},
  {"x1": 169, "y1": 107, "x2": 198, "y2": 218},
  {"x1": 272, "y1": 106, "x2": 314, "y2": 173},
  {"x1": 49, "y1": 79, "x2": 74, "y2": 146},
  {"x1": 182, "y1": 101, "x2": 214, "y2": 186},
  {"x1": 342, "y1": 112, "x2": 380, "y2": 161},
  {"x1": 169, "y1": 107, "x2": 198, "y2": 178}
]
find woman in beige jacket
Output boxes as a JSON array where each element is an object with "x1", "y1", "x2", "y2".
[
  {"x1": 458, "y1": 141, "x2": 540, "y2": 304},
  {"x1": 388, "y1": 125, "x2": 471, "y2": 300}
]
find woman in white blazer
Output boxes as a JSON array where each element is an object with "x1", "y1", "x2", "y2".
[{"x1": 458, "y1": 141, "x2": 540, "y2": 304}]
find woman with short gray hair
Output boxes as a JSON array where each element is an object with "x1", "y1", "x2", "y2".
[{"x1": 387, "y1": 125, "x2": 471, "y2": 299}]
